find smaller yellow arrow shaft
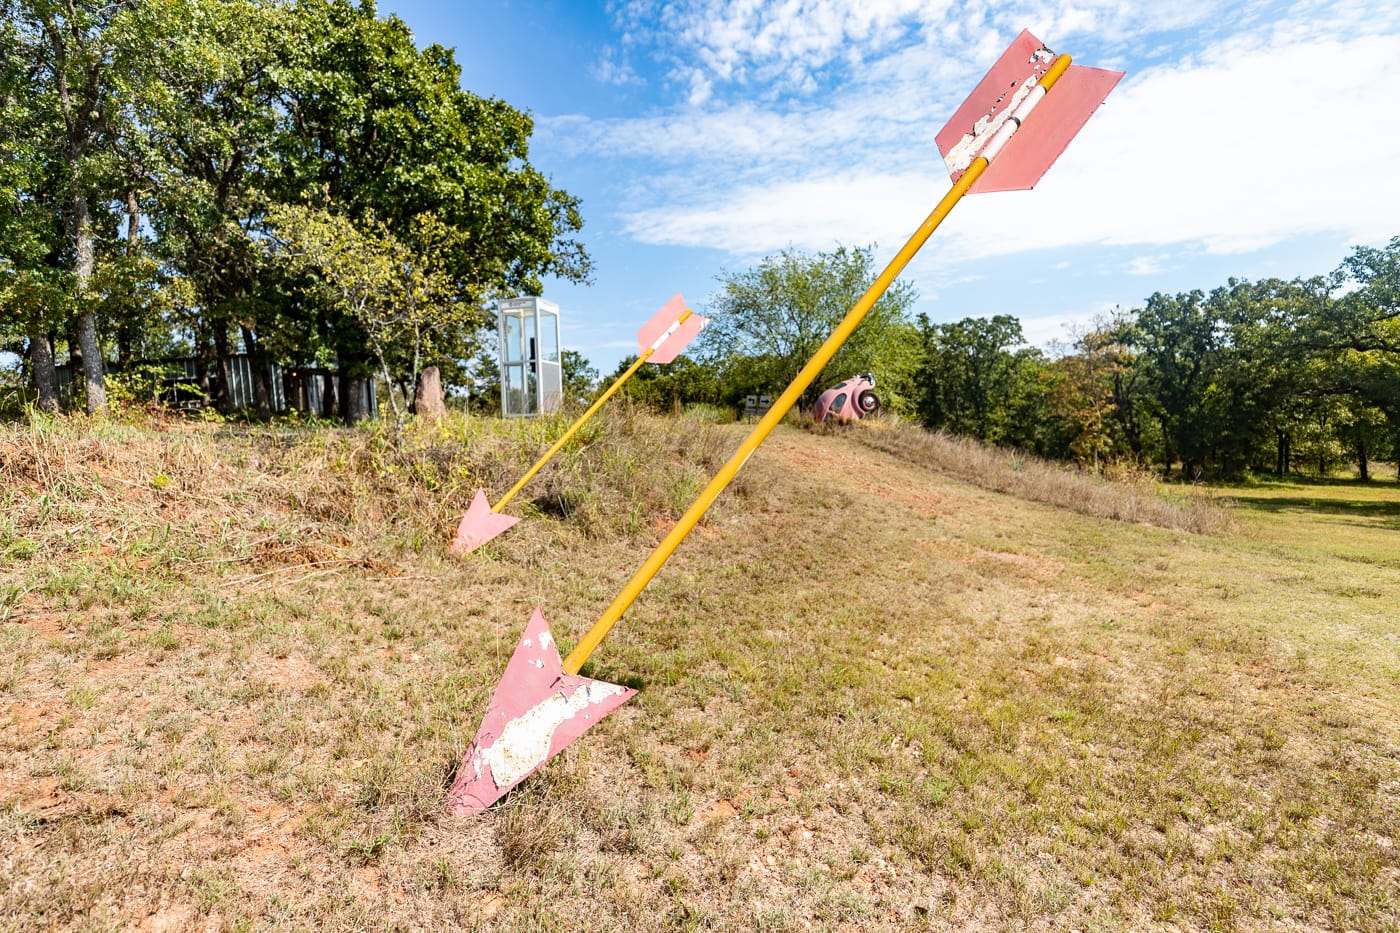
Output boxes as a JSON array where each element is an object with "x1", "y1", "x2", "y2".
[{"x1": 494, "y1": 310, "x2": 693, "y2": 512}]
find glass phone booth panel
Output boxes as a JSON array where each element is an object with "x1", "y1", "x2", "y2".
[{"x1": 498, "y1": 297, "x2": 563, "y2": 417}]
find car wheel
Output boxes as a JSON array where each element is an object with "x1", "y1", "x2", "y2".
[{"x1": 856, "y1": 390, "x2": 880, "y2": 414}]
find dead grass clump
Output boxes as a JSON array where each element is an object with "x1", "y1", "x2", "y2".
[
  {"x1": 278, "y1": 402, "x2": 759, "y2": 549},
  {"x1": 0, "y1": 414, "x2": 240, "y2": 571},
  {"x1": 530, "y1": 401, "x2": 757, "y2": 540},
  {"x1": 495, "y1": 794, "x2": 571, "y2": 873},
  {"x1": 0, "y1": 412, "x2": 222, "y2": 500},
  {"x1": 852, "y1": 420, "x2": 1234, "y2": 534}
]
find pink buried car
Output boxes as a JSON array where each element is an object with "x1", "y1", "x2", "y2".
[{"x1": 813, "y1": 373, "x2": 879, "y2": 424}]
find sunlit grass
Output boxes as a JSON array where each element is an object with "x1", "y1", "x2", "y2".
[{"x1": 0, "y1": 412, "x2": 1395, "y2": 930}]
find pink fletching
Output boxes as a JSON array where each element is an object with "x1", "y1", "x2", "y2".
[
  {"x1": 935, "y1": 29, "x2": 1123, "y2": 193},
  {"x1": 637, "y1": 293, "x2": 707, "y2": 365}
]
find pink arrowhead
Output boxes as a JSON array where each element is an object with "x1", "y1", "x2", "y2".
[
  {"x1": 450, "y1": 489, "x2": 521, "y2": 555},
  {"x1": 447, "y1": 607, "x2": 635, "y2": 816}
]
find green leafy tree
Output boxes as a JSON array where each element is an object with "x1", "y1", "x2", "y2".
[
  {"x1": 1044, "y1": 340, "x2": 1116, "y2": 467},
  {"x1": 696, "y1": 245, "x2": 919, "y2": 413},
  {"x1": 917, "y1": 314, "x2": 1047, "y2": 449},
  {"x1": 5, "y1": 0, "x2": 165, "y2": 414},
  {"x1": 1336, "y1": 403, "x2": 1392, "y2": 481},
  {"x1": 1311, "y1": 238, "x2": 1400, "y2": 478},
  {"x1": 131, "y1": 0, "x2": 289, "y2": 413},
  {"x1": 120, "y1": 0, "x2": 588, "y2": 419},
  {"x1": 1121, "y1": 291, "x2": 1222, "y2": 477},
  {"x1": 605, "y1": 353, "x2": 721, "y2": 412},
  {"x1": 5, "y1": 0, "x2": 204, "y2": 414},
  {"x1": 1199, "y1": 278, "x2": 1323, "y2": 477},
  {"x1": 0, "y1": 13, "x2": 66, "y2": 412},
  {"x1": 265, "y1": 203, "x2": 473, "y2": 423},
  {"x1": 271, "y1": 0, "x2": 589, "y2": 379},
  {"x1": 561, "y1": 349, "x2": 597, "y2": 406}
]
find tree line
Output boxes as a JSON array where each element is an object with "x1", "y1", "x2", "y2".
[
  {"x1": 1, "y1": 0, "x2": 587, "y2": 420},
  {"x1": 4, "y1": 1, "x2": 1393, "y2": 479},
  {"x1": 610, "y1": 238, "x2": 1400, "y2": 480}
]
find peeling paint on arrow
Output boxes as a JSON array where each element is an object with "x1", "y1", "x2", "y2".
[{"x1": 476, "y1": 680, "x2": 630, "y2": 788}]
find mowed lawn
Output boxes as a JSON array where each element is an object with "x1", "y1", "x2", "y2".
[{"x1": 0, "y1": 415, "x2": 1396, "y2": 931}]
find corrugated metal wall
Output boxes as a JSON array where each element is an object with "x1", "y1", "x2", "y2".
[{"x1": 55, "y1": 355, "x2": 377, "y2": 418}]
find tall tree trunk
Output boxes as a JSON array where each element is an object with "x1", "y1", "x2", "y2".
[
  {"x1": 127, "y1": 190, "x2": 140, "y2": 254},
  {"x1": 196, "y1": 331, "x2": 214, "y2": 408},
  {"x1": 28, "y1": 333, "x2": 62, "y2": 414},
  {"x1": 322, "y1": 370, "x2": 338, "y2": 419},
  {"x1": 341, "y1": 373, "x2": 369, "y2": 424},
  {"x1": 116, "y1": 190, "x2": 141, "y2": 368},
  {"x1": 213, "y1": 326, "x2": 233, "y2": 412},
  {"x1": 240, "y1": 324, "x2": 273, "y2": 418},
  {"x1": 1357, "y1": 441, "x2": 1369, "y2": 481},
  {"x1": 73, "y1": 193, "x2": 106, "y2": 414},
  {"x1": 376, "y1": 361, "x2": 401, "y2": 424},
  {"x1": 75, "y1": 310, "x2": 105, "y2": 414}
]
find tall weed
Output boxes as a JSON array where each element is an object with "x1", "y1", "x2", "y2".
[{"x1": 849, "y1": 420, "x2": 1234, "y2": 534}]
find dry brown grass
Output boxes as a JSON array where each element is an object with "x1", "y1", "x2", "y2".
[
  {"x1": 0, "y1": 410, "x2": 1395, "y2": 931},
  {"x1": 833, "y1": 417, "x2": 1234, "y2": 535}
]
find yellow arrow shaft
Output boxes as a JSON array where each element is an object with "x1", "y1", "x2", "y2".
[
  {"x1": 562, "y1": 54, "x2": 1074, "y2": 675},
  {"x1": 562, "y1": 169, "x2": 978, "y2": 673},
  {"x1": 494, "y1": 309, "x2": 694, "y2": 512}
]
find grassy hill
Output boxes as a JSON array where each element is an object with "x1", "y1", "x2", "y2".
[{"x1": 1, "y1": 411, "x2": 1396, "y2": 931}]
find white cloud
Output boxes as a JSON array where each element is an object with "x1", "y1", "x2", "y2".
[
  {"x1": 608, "y1": 0, "x2": 1239, "y2": 98},
  {"x1": 1127, "y1": 254, "x2": 1168, "y2": 276},
  {"x1": 622, "y1": 169, "x2": 941, "y2": 255},
  {"x1": 1019, "y1": 312, "x2": 1090, "y2": 348},
  {"x1": 588, "y1": 18, "x2": 1400, "y2": 266},
  {"x1": 592, "y1": 47, "x2": 645, "y2": 86}
]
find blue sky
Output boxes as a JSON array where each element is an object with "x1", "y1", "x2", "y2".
[{"x1": 380, "y1": 0, "x2": 1400, "y2": 376}]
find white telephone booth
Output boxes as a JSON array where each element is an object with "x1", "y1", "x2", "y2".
[{"x1": 497, "y1": 296, "x2": 562, "y2": 417}]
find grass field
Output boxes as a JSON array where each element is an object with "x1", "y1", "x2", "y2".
[{"x1": 0, "y1": 411, "x2": 1396, "y2": 931}]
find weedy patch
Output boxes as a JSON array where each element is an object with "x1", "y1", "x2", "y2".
[
  {"x1": 0, "y1": 412, "x2": 1396, "y2": 930},
  {"x1": 846, "y1": 418, "x2": 1235, "y2": 535}
]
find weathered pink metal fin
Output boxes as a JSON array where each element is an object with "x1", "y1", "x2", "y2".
[
  {"x1": 449, "y1": 489, "x2": 521, "y2": 556},
  {"x1": 447, "y1": 607, "x2": 636, "y2": 816},
  {"x1": 973, "y1": 63, "x2": 1123, "y2": 193},
  {"x1": 935, "y1": 29, "x2": 1122, "y2": 193},
  {"x1": 637, "y1": 293, "x2": 708, "y2": 365}
]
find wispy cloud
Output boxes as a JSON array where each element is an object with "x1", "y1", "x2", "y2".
[
  {"x1": 549, "y1": 2, "x2": 1398, "y2": 267},
  {"x1": 592, "y1": 46, "x2": 645, "y2": 86},
  {"x1": 1127, "y1": 254, "x2": 1169, "y2": 276},
  {"x1": 607, "y1": 0, "x2": 1240, "y2": 100}
]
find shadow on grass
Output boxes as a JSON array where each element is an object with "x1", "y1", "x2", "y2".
[
  {"x1": 529, "y1": 491, "x2": 576, "y2": 519},
  {"x1": 577, "y1": 663, "x2": 646, "y2": 693},
  {"x1": 1231, "y1": 494, "x2": 1400, "y2": 527},
  {"x1": 1222, "y1": 473, "x2": 1400, "y2": 489}
]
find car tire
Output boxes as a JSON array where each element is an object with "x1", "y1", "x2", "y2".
[{"x1": 856, "y1": 390, "x2": 880, "y2": 414}]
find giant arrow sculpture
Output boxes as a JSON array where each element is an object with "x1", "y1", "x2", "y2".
[
  {"x1": 448, "y1": 30, "x2": 1123, "y2": 816},
  {"x1": 452, "y1": 294, "x2": 707, "y2": 555}
]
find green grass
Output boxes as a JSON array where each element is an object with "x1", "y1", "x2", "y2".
[{"x1": 0, "y1": 412, "x2": 1395, "y2": 930}]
